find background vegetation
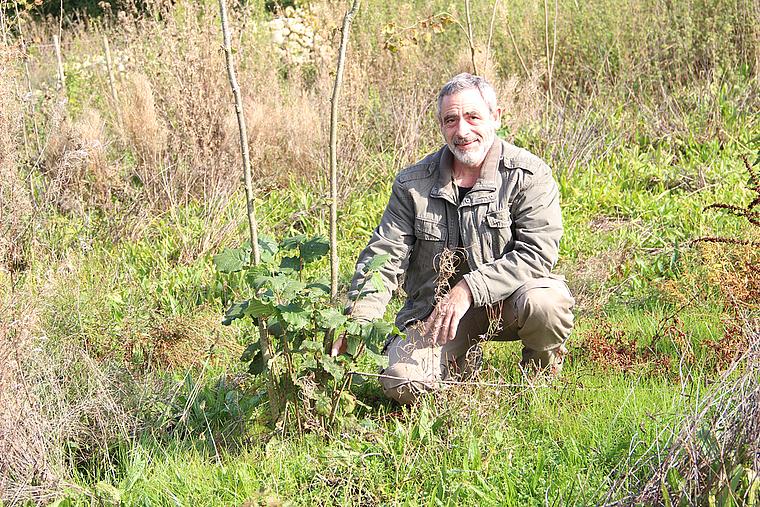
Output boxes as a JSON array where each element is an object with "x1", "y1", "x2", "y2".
[{"x1": 1, "y1": 0, "x2": 759, "y2": 504}]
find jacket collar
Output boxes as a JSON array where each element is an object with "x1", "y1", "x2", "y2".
[{"x1": 432, "y1": 137, "x2": 502, "y2": 201}]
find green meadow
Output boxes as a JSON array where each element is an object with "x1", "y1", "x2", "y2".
[{"x1": 1, "y1": 0, "x2": 759, "y2": 505}]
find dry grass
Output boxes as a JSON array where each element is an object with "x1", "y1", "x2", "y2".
[
  {"x1": 0, "y1": 43, "x2": 32, "y2": 276},
  {"x1": 122, "y1": 72, "x2": 167, "y2": 171},
  {"x1": 43, "y1": 107, "x2": 114, "y2": 214},
  {"x1": 603, "y1": 330, "x2": 760, "y2": 506},
  {"x1": 0, "y1": 297, "x2": 56, "y2": 501}
]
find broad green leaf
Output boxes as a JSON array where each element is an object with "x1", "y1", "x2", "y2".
[
  {"x1": 248, "y1": 351, "x2": 266, "y2": 375},
  {"x1": 222, "y1": 300, "x2": 249, "y2": 325},
  {"x1": 315, "y1": 395, "x2": 332, "y2": 416},
  {"x1": 363, "y1": 253, "x2": 391, "y2": 273},
  {"x1": 240, "y1": 342, "x2": 260, "y2": 362},
  {"x1": 320, "y1": 354, "x2": 344, "y2": 381},
  {"x1": 369, "y1": 320, "x2": 397, "y2": 343},
  {"x1": 280, "y1": 234, "x2": 307, "y2": 251},
  {"x1": 370, "y1": 272, "x2": 386, "y2": 292},
  {"x1": 258, "y1": 234, "x2": 279, "y2": 264},
  {"x1": 305, "y1": 282, "x2": 330, "y2": 297},
  {"x1": 316, "y1": 308, "x2": 348, "y2": 329},
  {"x1": 242, "y1": 299, "x2": 275, "y2": 318},
  {"x1": 279, "y1": 256, "x2": 300, "y2": 275},
  {"x1": 364, "y1": 347, "x2": 389, "y2": 368},
  {"x1": 339, "y1": 392, "x2": 356, "y2": 414},
  {"x1": 346, "y1": 319, "x2": 367, "y2": 337},
  {"x1": 666, "y1": 468, "x2": 684, "y2": 494},
  {"x1": 278, "y1": 303, "x2": 310, "y2": 329},
  {"x1": 212, "y1": 244, "x2": 251, "y2": 273},
  {"x1": 346, "y1": 334, "x2": 361, "y2": 356},
  {"x1": 269, "y1": 275, "x2": 306, "y2": 298},
  {"x1": 299, "y1": 235, "x2": 329, "y2": 264},
  {"x1": 298, "y1": 340, "x2": 323, "y2": 351},
  {"x1": 246, "y1": 265, "x2": 273, "y2": 289}
]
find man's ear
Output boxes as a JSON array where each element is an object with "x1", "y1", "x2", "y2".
[{"x1": 492, "y1": 106, "x2": 502, "y2": 125}]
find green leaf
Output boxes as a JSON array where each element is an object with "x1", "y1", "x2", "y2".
[
  {"x1": 302, "y1": 283, "x2": 330, "y2": 299},
  {"x1": 242, "y1": 299, "x2": 275, "y2": 319},
  {"x1": 258, "y1": 234, "x2": 279, "y2": 264},
  {"x1": 279, "y1": 256, "x2": 300, "y2": 275},
  {"x1": 240, "y1": 342, "x2": 260, "y2": 362},
  {"x1": 339, "y1": 391, "x2": 356, "y2": 414},
  {"x1": 666, "y1": 468, "x2": 684, "y2": 494},
  {"x1": 370, "y1": 272, "x2": 386, "y2": 292},
  {"x1": 248, "y1": 351, "x2": 266, "y2": 375},
  {"x1": 369, "y1": 320, "x2": 397, "y2": 343},
  {"x1": 278, "y1": 303, "x2": 311, "y2": 329},
  {"x1": 269, "y1": 275, "x2": 306, "y2": 298},
  {"x1": 346, "y1": 319, "x2": 368, "y2": 338},
  {"x1": 364, "y1": 347, "x2": 389, "y2": 368},
  {"x1": 298, "y1": 340, "x2": 323, "y2": 351},
  {"x1": 212, "y1": 244, "x2": 251, "y2": 273},
  {"x1": 299, "y1": 235, "x2": 329, "y2": 264},
  {"x1": 222, "y1": 300, "x2": 249, "y2": 325},
  {"x1": 246, "y1": 265, "x2": 273, "y2": 289},
  {"x1": 320, "y1": 354, "x2": 344, "y2": 381},
  {"x1": 346, "y1": 334, "x2": 361, "y2": 356},
  {"x1": 280, "y1": 234, "x2": 307, "y2": 251},
  {"x1": 316, "y1": 308, "x2": 348, "y2": 329},
  {"x1": 363, "y1": 253, "x2": 391, "y2": 273},
  {"x1": 315, "y1": 395, "x2": 332, "y2": 416}
]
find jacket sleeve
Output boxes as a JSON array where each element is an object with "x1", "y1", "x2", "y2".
[
  {"x1": 344, "y1": 175, "x2": 417, "y2": 321},
  {"x1": 463, "y1": 166, "x2": 563, "y2": 307}
]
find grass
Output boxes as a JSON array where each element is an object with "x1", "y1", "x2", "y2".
[{"x1": 2, "y1": 0, "x2": 760, "y2": 505}]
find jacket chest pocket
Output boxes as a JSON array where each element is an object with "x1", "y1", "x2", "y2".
[
  {"x1": 415, "y1": 216, "x2": 447, "y2": 242},
  {"x1": 411, "y1": 216, "x2": 447, "y2": 267},
  {"x1": 483, "y1": 208, "x2": 513, "y2": 258}
]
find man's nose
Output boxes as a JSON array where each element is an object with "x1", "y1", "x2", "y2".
[{"x1": 455, "y1": 118, "x2": 471, "y2": 137}]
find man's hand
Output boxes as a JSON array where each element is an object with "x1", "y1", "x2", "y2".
[
  {"x1": 330, "y1": 331, "x2": 348, "y2": 357},
  {"x1": 423, "y1": 279, "x2": 473, "y2": 345}
]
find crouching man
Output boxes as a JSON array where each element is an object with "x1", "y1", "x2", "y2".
[{"x1": 332, "y1": 73, "x2": 575, "y2": 404}]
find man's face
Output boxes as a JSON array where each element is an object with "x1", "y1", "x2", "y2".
[{"x1": 439, "y1": 88, "x2": 501, "y2": 170}]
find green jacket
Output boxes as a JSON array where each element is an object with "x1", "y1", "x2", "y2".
[{"x1": 345, "y1": 137, "x2": 563, "y2": 331}]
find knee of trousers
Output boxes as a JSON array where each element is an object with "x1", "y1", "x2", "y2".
[
  {"x1": 514, "y1": 285, "x2": 575, "y2": 352},
  {"x1": 379, "y1": 362, "x2": 435, "y2": 405}
]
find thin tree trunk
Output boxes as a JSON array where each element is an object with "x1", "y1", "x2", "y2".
[
  {"x1": 53, "y1": 35, "x2": 65, "y2": 91},
  {"x1": 218, "y1": 0, "x2": 279, "y2": 423},
  {"x1": 102, "y1": 35, "x2": 121, "y2": 126},
  {"x1": 329, "y1": 0, "x2": 361, "y2": 302},
  {"x1": 464, "y1": 0, "x2": 479, "y2": 76}
]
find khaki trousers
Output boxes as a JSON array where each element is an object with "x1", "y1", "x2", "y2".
[{"x1": 380, "y1": 276, "x2": 575, "y2": 404}]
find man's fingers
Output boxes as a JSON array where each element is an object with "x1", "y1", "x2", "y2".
[{"x1": 330, "y1": 333, "x2": 345, "y2": 357}]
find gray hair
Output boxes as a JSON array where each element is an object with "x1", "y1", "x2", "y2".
[{"x1": 436, "y1": 73, "x2": 498, "y2": 118}]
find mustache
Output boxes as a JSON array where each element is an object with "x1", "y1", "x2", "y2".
[{"x1": 452, "y1": 135, "x2": 480, "y2": 146}]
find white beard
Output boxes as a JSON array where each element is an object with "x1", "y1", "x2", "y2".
[{"x1": 449, "y1": 131, "x2": 495, "y2": 168}]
